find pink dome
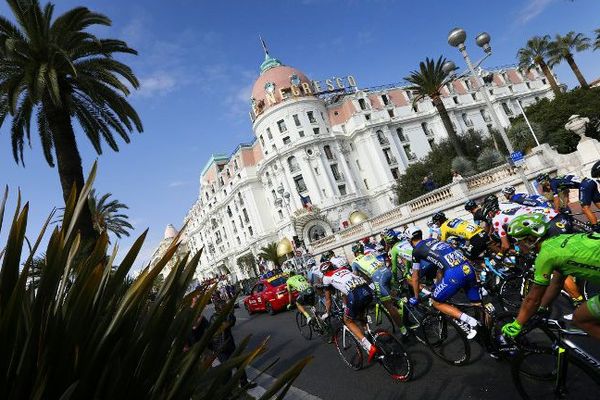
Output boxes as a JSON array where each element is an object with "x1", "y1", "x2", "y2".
[{"x1": 251, "y1": 65, "x2": 312, "y2": 115}]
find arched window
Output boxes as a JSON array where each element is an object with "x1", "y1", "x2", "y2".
[
  {"x1": 308, "y1": 224, "x2": 327, "y2": 242},
  {"x1": 376, "y1": 130, "x2": 388, "y2": 145},
  {"x1": 287, "y1": 156, "x2": 300, "y2": 172}
]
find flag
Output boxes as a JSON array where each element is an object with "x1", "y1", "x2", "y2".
[
  {"x1": 259, "y1": 35, "x2": 269, "y2": 55},
  {"x1": 299, "y1": 194, "x2": 312, "y2": 210}
]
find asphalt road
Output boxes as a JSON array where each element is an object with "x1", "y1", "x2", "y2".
[{"x1": 229, "y1": 297, "x2": 600, "y2": 400}]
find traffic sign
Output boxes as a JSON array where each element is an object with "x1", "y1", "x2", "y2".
[{"x1": 509, "y1": 151, "x2": 524, "y2": 166}]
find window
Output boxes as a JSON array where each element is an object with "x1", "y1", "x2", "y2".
[
  {"x1": 313, "y1": 127, "x2": 320, "y2": 135},
  {"x1": 271, "y1": 144, "x2": 276, "y2": 151},
  {"x1": 453, "y1": 96, "x2": 459, "y2": 104},
  {"x1": 365, "y1": 114, "x2": 371, "y2": 121},
  {"x1": 323, "y1": 145, "x2": 334, "y2": 160},
  {"x1": 391, "y1": 168, "x2": 400, "y2": 180},
  {"x1": 541, "y1": 79, "x2": 547, "y2": 85},
  {"x1": 502, "y1": 102, "x2": 513, "y2": 115},
  {"x1": 412, "y1": 103, "x2": 418, "y2": 112},
  {"x1": 421, "y1": 122, "x2": 430, "y2": 135},
  {"x1": 526, "y1": 82, "x2": 531, "y2": 89},
  {"x1": 259, "y1": 135, "x2": 265, "y2": 147},
  {"x1": 462, "y1": 113, "x2": 473, "y2": 127},
  {"x1": 396, "y1": 127, "x2": 407, "y2": 142},
  {"x1": 271, "y1": 189, "x2": 276, "y2": 200},
  {"x1": 283, "y1": 136, "x2": 291, "y2": 145},
  {"x1": 464, "y1": 79, "x2": 471, "y2": 90},
  {"x1": 338, "y1": 184, "x2": 347, "y2": 196},
  {"x1": 237, "y1": 236, "x2": 241, "y2": 245},
  {"x1": 388, "y1": 109, "x2": 394, "y2": 118},
  {"x1": 227, "y1": 206, "x2": 232, "y2": 217},
  {"x1": 277, "y1": 120, "x2": 287, "y2": 133},
  {"x1": 428, "y1": 137, "x2": 435, "y2": 147},
  {"x1": 242, "y1": 208, "x2": 249, "y2": 223},
  {"x1": 382, "y1": 94, "x2": 390, "y2": 106},
  {"x1": 314, "y1": 167, "x2": 319, "y2": 175},
  {"x1": 330, "y1": 164, "x2": 341, "y2": 181},
  {"x1": 356, "y1": 160, "x2": 363, "y2": 171},
  {"x1": 364, "y1": 179, "x2": 370, "y2": 190},
  {"x1": 234, "y1": 159, "x2": 239, "y2": 170},
  {"x1": 287, "y1": 155, "x2": 300, "y2": 172},
  {"x1": 376, "y1": 130, "x2": 389, "y2": 145},
  {"x1": 248, "y1": 226, "x2": 253, "y2": 236},
  {"x1": 480, "y1": 109, "x2": 491, "y2": 122},
  {"x1": 278, "y1": 210, "x2": 283, "y2": 219},
  {"x1": 349, "y1": 142, "x2": 354, "y2": 150},
  {"x1": 293, "y1": 114, "x2": 301, "y2": 126},
  {"x1": 383, "y1": 148, "x2": 395, "y2": 165},
  {"x1": 298, "y1": 130, "x2": 305, "y2": 137},
  {"x1": 358, "y1": 98, "x2": 367, "y2": 110},
  {"x1": 294, "y1": 175, "x2": 307, "y2": 192},
  {"x1": 406, "y1": 90, "x2": 413, "y2": 100},
  {"x1": 307, "y1": 111, "x2": 316, "y2": 123},
  {"x1": 508, "y1": 85, "x2": 514, "y2": 93},
  {"x1": 489, "y1": 89, "x2": 494, "y2": 95},
  {"x1": 404, "y1": 144, "x2": 416, "y2": 160},
  {"x1": 320, "y1": 111, "x2": 325, "y2": 121},
  {"x1": 471, "y1": 93, "x2": 477, "y2": 101}
]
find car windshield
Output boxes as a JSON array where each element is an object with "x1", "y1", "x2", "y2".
[{"x1": 268, "y1": 277, "x2": 287, "y2": 287}]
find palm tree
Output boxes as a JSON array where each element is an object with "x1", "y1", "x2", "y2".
[
  {"x1": 549, "y1": 32, "x2": 591, "y2": 88},
  {"x1": 517, "y1": 35, "x2": 562, "y2": 96},
  {"x1": 0, "y1": 0, "x2": 143, "y2": 243},
  {"x1": 594, "y1": 28, "x2": 600, "y2": 51},
  {"x1": 88, "y1": 189, "x2": 133, "y2": 240},
  {"x1": 404, "y1": 56, "x2": 464, "y2": 157},
  {"x1": 258, "y1": 242, "x2": 284, "y2": 267}
]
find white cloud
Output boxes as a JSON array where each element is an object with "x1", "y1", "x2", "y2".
[
  {"x1": 137, "y1": 72, "x2": 177, "y2": 97},
  {"x1": 517, "y1": 0, "x2": 555, "y2": 25},
  {"x1": 168, "y1": 180, "x2": 192, "y2": 188}
]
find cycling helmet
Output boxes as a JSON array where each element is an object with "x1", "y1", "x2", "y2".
[
  {"x1": 319, "y1": 261, "x2": 335, "y2": 273},
  {"x1": 382, "y1": 228, "x2": 399, "y2": 244},
  {"x1": 481, "y1": 194, "x2": 499, "y2": 217},
  {"x1": 507, "y1": 213, "x2": 548, "y2": 239},
  {"x1": 464, "y1": 200, "x2": 478, "y2": 212},
  {"x1": 536, "y1": 173, "x2": 550, "y2": 183},
  {"x1": 431, "y1": 211, "x2": 447, "y2": 225},
  {"x1": 306, "y1": 258, "x2": 316, "y2": 267},
  {"x1": 405, "y1": 226, "x2": 423, "y2": 241},
  {"x1": 351, "y1": 242, "x2": 364, "y2": 255},
  {"x1": 591, "y1": 160, "x2": 600, "y2": 178},
  {"x1": 501, "y1": 186, "x2": 516, "y2": 196},
  {"x1": 319, "y1": 250, "x2": 334, "y2": 263}
]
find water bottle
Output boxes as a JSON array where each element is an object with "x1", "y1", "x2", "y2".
[{"x1": 480, "y1": 269, "x2": 487, "y2": 283}]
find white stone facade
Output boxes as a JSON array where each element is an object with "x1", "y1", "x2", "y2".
[{"x1": 164, "y1": 52, "x2": 556, "y2": 282}]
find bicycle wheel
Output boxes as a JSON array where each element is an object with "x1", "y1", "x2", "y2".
[
  {"x1": 373, "y1": 330, "x2": 412, "y2": 381},
  {"x1": 582, "y1": 279, "x2": 600, "y2": 301},
  {"x1": 333, "y1": 326, "x2": 363, "y2": 371},
  {"x1": 422, "y1": 313, "x2": 470, "y2": 366},
  {"x1": 367, "y1": 303, "x2": 396, "y2": 334},
  {"x1": 404, "y1": 304, "x2": 427, "y2": 344},
  {"x1": 296, "y1": 312, "x2": 312, "y2": 340},
  {"x1": 512, "y1": 349, "x2": 600, "y2": 400},
  {"x1": 500, "y1": 275, "x2": 527, "y2": 313}
]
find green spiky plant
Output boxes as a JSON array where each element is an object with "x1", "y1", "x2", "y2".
[{"x1": 0, "y1": 164, "x2": 310, "y2": 399}]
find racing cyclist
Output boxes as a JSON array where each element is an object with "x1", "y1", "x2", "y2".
[
  {"x1": 406, "y1": 226, "x2": 482, "y2": 339},
  {"x1": 431, "y1": 211, "x2": 489, "y2": 260},
  {"x1": 502, "y1": 214, "x2": 600, "y2": 340},
  {"x1": 351, "y1": 243, "x2": 403, "y2": 332},
  {"x1": 286, "y1": 273, "x2": 315, "y2": 323},
  {"x1": 317, "y1": 262, "x2": 379, "y2": 361},
  {"x1": 501, "y1": 185, "x2": 552, "y2": 208}
]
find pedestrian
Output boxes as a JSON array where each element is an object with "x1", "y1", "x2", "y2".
[
  {"x1": 422, "y1": 175, "x2": 437, "y2": 192},
  {"x1": 210, "y1": 293, "x2": 257, "y2": 389},
  {"x1": 451, "y1": 170, "x2": 463, "y2": 182}
]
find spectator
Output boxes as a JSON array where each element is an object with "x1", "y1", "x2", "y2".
[
  {"x1": 451, "y1": 170, "x2": 464, "y2": 182},
  {"x1": 422, "y1": 175, "x2": 437, "y2": 192}
]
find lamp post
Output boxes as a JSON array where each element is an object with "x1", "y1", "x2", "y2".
[{"x1": 447, "y1": 27, "x2": 533, "y2": 194}]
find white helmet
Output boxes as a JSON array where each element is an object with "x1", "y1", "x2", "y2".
[{"x1": 405, "y1": 226, "x2": 423, "y2": 241}]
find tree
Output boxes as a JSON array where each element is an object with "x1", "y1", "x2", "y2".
[
  {"x1": 476, "y1": 148, "x2": 503, "y2": 171},
  {"x1": 451, "y1": 156, "x2": 475, "y2": 177},
  {"x1": 404, "y1": 56, "x2": 464, "y2": 156},
  {"x1": 258, "y1": 242, "x2": 284, "y2": 267},
  {"x1": 507, "y1": 120, "x2": 545, "y2": 153},
  {"x1": 88, "y1": 189, "x2": 133, "y2": 240},
  {"x1": 549, "y1": 32, "x2": 591, "y2": 88},
  {"x1": 517, "y1": 35, "x2": 562, "y2": 96},
  {"x1": 0, "y1": 0, "x2": 143, "y2": 243},
  {"x1": 594, "y1": 28, "x2": 600, "y2": 51}
]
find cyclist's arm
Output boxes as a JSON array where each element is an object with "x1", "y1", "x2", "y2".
[
  {"x1": 516, "y1": 284, "x2": 547, "y2": 326},
  {"x1": 500, "y1": 235, "x2": 511, "y2": 254},
  {"x1": 540, "y1": 272, "x2": 566, "y2": 308},
  {"x1": 324, "y1": 287, "x2": 332, "y2": 314},
  {"x1": 389, "y1": 248, "x2": 398, "y2": 282},
  {"x1": 411, "y1": 265, "x2": 420, "y2": 298}
]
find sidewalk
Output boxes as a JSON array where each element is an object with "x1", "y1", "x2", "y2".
[{"x1": 246, "y1": 366, "x2": 322, "y2": 400}]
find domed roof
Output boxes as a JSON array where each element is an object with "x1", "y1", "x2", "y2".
[
  {"x1": 164, "y1": 224, "x2": 178, "y2": 239},
  {"x1": 276, "y1": 237, "x2": 294, "y2": 257}
]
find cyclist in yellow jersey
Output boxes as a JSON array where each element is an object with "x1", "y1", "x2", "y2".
[{"x1": 431, "y1": 212, "x2": 489, "y2": 260}]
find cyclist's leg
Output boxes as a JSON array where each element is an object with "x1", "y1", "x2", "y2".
[
  {"x1": 563, "y1": 275, "x2": 584, "y2": 302},
  {"x1": 432, "y1": 264, "x2": 479, "y2": 327},
  {"x1": 579, "y1": 180, "x2": 598, "y2": 224},
  {"x1": 373, "y1": 268, "x2": 403, "y2": 328},
  {"x1": 572, "y1": 294, "x2": 600, "y2": 340},
  {"x1": 344, "y1": 286, "x2": 373, "y2": 350}
]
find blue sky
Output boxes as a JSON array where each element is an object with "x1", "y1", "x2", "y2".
[{"x1": 1, "y1": 0, "x2": 599, "y2": 269}]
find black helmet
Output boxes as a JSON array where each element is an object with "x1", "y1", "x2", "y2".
[
  {"x1": 536, "y1": 173, "x2": 550, "y2": 183},
  {"x1": 481, "y1": 194, "x2": 499, "y2": 217},
  {"x1": 592, "y1": 160, "x2": 600, "y2": 178},
  {"x1": 464, "y1": 200, "x2": 478, "y2": 212},
  {"x1": 431, "y1": 211, "x2": 447, "y2": 225},
  {"x1": 351, "y1": 242, "x2": 364, "y2": 255}
]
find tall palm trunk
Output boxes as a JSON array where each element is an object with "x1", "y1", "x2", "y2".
[
  {"x1": 432, "y1": 95, "x2": 464, "y2": 157},
  {"x1": 45, "y1": 103, "x2": 97, "y2": 243},
  {"x1": 537, "y1": 59, "x2": 561, "y2": 96},
  {"x1": 565, "y1": 54, "x2": 588, "y2": 89}
]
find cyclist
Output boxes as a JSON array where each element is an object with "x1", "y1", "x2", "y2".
[
  {"x1": 537, "y1": 169, "x2": 600, "y2": 229},
  {"x1": 318, "y1": 261, "x2": 378, "y2": 361},
  {"x1": 501, "y1": 214, "x2": 600, "y2": 341},
  {"x1": 431, "y1": 211, "x2": 489, "y2": 260},
  {"x1": 286, "y1": 273, "x2": 315, "y2": 323},
  {"x1": 501, "y1": 185, "x2": 552, "y2": 208},
  {"x1": 406, "y1": 226, "x2": 481, "y2": 339},
  {"x1": 351, "y1": 243, "x2": 403, "y2": 331}
]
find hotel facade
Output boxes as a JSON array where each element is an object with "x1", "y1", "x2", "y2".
[{"x1": 152, "y1": 49, "x2": 556, "y2": 282}]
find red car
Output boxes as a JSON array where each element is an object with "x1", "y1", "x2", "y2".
[{"x1": 243, "y1": 274, "x2": 298, "y2": 315}]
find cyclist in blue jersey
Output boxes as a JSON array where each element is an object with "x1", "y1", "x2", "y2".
[
  {"x1": 406, "y1": 226, "x2": 481, "y2": 339},
  {"x1": 538, "y1": 169, "x2": 600, "y2": 229},
  {"x1": 501, "y1": 186, "x2": 552, "y2": 208}
]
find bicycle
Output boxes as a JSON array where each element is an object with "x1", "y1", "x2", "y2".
[
  {"x1": 333, "y1": 309, "x2": 412, "y2": 381},
  {"x1": 295, "y1": 304, "x2": 332, "y2": 342},
  {"x1": 508, "y1": 316, "x2": 600, "y2": 399}
]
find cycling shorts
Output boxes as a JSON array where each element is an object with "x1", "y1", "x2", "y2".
[
  {"x1": 419, "y1": 263, "x2": 437, "y2": 283},
  {"x1": 587, "y1": 294, "x2": 600, "y2": 319},
  {"x1": 296, "y1": 287, "x2": 315, "y2": 306},
  {"x1": 345, "y1": 285, "x2": 373, "y2": 320},
  {"x1": 463, "y1": 232, "x2": 488, "y2": 260},
  {"x1": 372, "y1": 267, "x2": 392, "y2": 301},
  {"x1": 546, "y1": 213, "x2": 573, "y2": 237},
  {"x1": 579, "y1": 178, "x2": 600, "y2": 206},
  {"x1": 432, "y1": 262, "x2": 481, "y2": 303}
]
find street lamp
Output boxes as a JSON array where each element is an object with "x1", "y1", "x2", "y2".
[{"x1": 447, "y1": 27, "x2": 533, "y2": 194}]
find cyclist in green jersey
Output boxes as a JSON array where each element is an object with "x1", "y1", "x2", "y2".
[
  {"x1": 389, "y1": 237, "x2": 413, "y2": 285},
  {"x1": 351, "y1": 243, "x2": 404, "y2": 331},
  {"x1": 502, "y1": 214, "x2": 600, "y2": 340},
  {"x1": 286, "y1": 274, "x2": 315, "y2": 323}
]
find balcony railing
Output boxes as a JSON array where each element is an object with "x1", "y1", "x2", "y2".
[
  {"x1": 483, "y1": 115, "x2": 492, "y2": 122},
  {"x1": 334, "y1": 172, "x2": 344, "y2": 182},
  {"x1": 465, "y1": 119, "x2": 474, "y2": 127},
  {"x1": 325, "y1": 153, "x2": 337, "y2": 161},
  {"x1": 378, "y1": 136, "x2": 390, "y2": 145},
  {"x1": 425, "y1": 129, "x2": 434, "y2": 137},
  {"x1": 398, "y1": 134, "x2": 409, "y2": 143},
  {"x1": 289, "y1": 165, "x2": 300, "y2": 173},
  {"x1": 386, "y1": 155, "x2": 398, "y2": 166},
  {"x1": 407, "y1": 152, "x2": 417, "y2": 161}
]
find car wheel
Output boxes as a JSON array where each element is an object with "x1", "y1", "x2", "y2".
[
  {"x1": 266, "y1": 302, "x2": 275, "y2": 315},
  {"x1": 245, "y1": 303, "x2": 254, "y2": 315}
]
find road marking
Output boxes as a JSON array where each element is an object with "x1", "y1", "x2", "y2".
[{"x1": 246, "y1": 365, "x2": 322, "y2": 400}]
